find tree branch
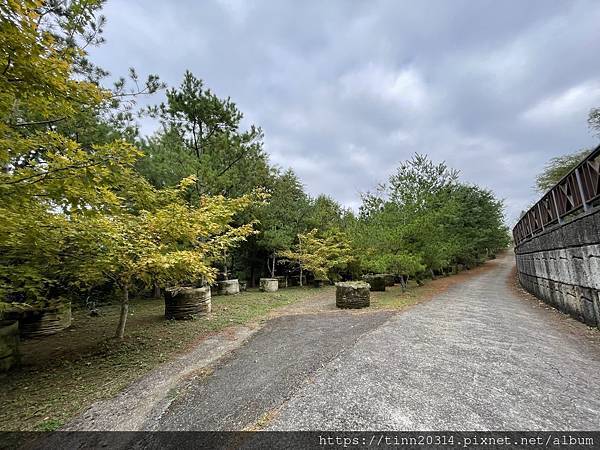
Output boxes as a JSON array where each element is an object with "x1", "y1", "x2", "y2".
[
  {"x1": 14, "y1": 117, "x2": 66, "y2": 127},
  {"x1": 216, "y1": 149, "x2": 248, "y2": 179},
  {"x1": 1, "y1": 159, "x2": 109, "y2": 186},
  {"x1": 2, "y1": 55, "x2": 12, "y2": 76}
]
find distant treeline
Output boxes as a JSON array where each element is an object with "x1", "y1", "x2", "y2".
[{"x1": 0, "y1": 1, "x2": 509, "y2": 336}]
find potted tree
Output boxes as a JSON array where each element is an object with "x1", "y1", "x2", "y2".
[
  {"x1": 0, "y1": 303, "x2": 19, "y2": 372},
  {"x1": 278, "y1": 229, "x2": 354, "y2": 289},
  {"x1": 8, "y1": 299, "x2": 72, "y2": 338},
  {"x1": 75, "y1": 178, "x2": 262, "y2": 337}
]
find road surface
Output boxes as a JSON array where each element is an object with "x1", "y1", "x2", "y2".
[{"x1": 153, "y1": 253, "x2": 600, "y2": 430}]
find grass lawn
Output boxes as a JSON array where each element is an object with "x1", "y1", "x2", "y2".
[{"x1": 0, "y1": 287, "x2": 320, "y2": 431}]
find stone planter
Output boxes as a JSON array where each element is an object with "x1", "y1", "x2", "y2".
[
  {"x1": 383, "y1": 274, "x2": 395, "y2": 287},
  {"x1": 336, "y1": 282, "x2": 370, "y2": 309},
  {"x1": 217, "y1": 279, "x2": 240, "y2": 295},
  {"x1": 165, "y1": 286, "x2": 211, "y2": 320},
  {"x1": 9, "y1": 301, "x2": 72, "y2": 339},
  {"x1": 0, "y1": 320, "x2": 19, "y2": 372},
  {"x1": 362, "y1": 274, "x2": 386, "y2": 291},
  {"x1": 259, "y1": 278, "x2": 279, "y2": 292},
  {"x1": 312, "y1": 279, "x2": 325, "y2": 288},
  {"x1": 276, "y1": 276, "x2": 288, "y2": 289},
  {"x1": 239, "y1": 281, "x2": 248, "y2": 292}
]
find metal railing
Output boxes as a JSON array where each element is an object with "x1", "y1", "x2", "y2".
[{"x1": 513, "y1": 143, "x2": 600, "y2": 245}]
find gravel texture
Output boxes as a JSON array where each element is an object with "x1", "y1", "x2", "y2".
[{"x1": 268, "y1": 253, "x2": 600, "y2": 430}]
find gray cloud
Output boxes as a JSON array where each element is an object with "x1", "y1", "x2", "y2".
[{"x1": 89, "y1": 0, "x2": 600, "y2": 224}]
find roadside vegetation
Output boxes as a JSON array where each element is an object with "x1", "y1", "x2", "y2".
[
  {"x1": 535, "y1": 148, "x2": 593, "y2": 193},
  {"x1": 1, "y1": 0, "x2": 512, "y2": 433},
  {"x1": 2, "y1": 263, "x2": 498, "y2": 432},
  {"x1": 532, "y1": 105, "x2": 599, "y2": 194},
  {"x1": 0, "y1": 1, "x2": 510, "y2": 329}
]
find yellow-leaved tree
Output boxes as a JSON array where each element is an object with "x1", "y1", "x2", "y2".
[
  {"x1": 0, "y1": 1, "x2": 263, "y2": 338},
  {"x1": 70, "y1": 179, "x2": 263, "y2": 338},
  {"x1": 1, "y1": 0, "x2": 145, "y2": 307},
  {"x1": 278, "y1": 228, "x2": 354, "y2": 285}
]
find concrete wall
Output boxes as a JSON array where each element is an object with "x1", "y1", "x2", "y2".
[{"x1": 514, "y1": 208, "x2": 600, "y2": 328}]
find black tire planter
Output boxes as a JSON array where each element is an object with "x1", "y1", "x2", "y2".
[
  {"x1": 0, "y1": 320, "x2": 19, "y2": 372},
  {"x1": 259, "y1": 278, "x2": 278, "y2": 292},
  {"x1": 276, "y1": 276, "x2": 288, "y2": 289},
  {"x1": 10, "y1": 302, "x2": 72, "y2": 339},
  {"x1": 362, "y1": 274, "x2": 386, "y2": 291},
  {"x1": 165, "y1": 286, "x2": 211, "y2": 320}
]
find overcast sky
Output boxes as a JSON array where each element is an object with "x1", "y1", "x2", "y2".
[{"x1": 89, "y1": 0, "x2": 600, "y2": 224}]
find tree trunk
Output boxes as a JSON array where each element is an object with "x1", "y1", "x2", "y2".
[
  {"x1": 430, "y1": 269, "x2": 436, "y2": 280},
  {"x1": 223, "y1": 250, "x2": 229, "y2": 280},
  {"x1": 153, "y1": 283, "x2": 161, "y2": 299},
  {"x1": 115, "y1": 285, "x2": 129, "y2": 339},
  {"x1": 272, "y1": 255, "x2": 276, "y2": 278},
  {"x1": 298, "y1": 236, "x2": 303, "y2": 287},
  {"x1": 416, "y1": 274, "x2": 424, "y2": 286}
]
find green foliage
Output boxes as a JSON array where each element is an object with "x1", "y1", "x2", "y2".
[
  {"x1": 444, "y1": 184, "x2": 510, "y2": 266},
  {"x1": 535, "y1": 148, "x2": 591, "y2": 193},
  {"x1": 255, "y1": 170, "x2": 310, "y2": 255},
  {"x1": 36, "y1": 419, "x2": 64, "y2": 432},
  {"x1": 386, "y1": 153, "x2": 459, "y2": 213},
  {"x1": 135, "y1": 129, "x2": 199, "y2": 188},
  {"x1": 306, "y1": 194, "x2": 346, "y2": 232},
  {"x1": 589, "y1": 107, "x2": 600, "y2": 137},
  {"x1": 353, "y1": 154, "x2": 509, "y2": 277},
  {"x1": 0, "y1": 2, "x2": 262, "y2": 338},
  {"x1": 71, "y1": 179, "x2": 262, "y2": 291},
  {"x1": 278, "y1": 229, "x2": 354, "y2": 281},
  {"x1": 356, "y1": 154, "x2": 459, "y2": 274},
  {"x1": 0, "y1": 0, "x2": 147, "y2": 305},
  {"x1": 142, "y1": 71, "x2": 270, "y2": 197}
]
